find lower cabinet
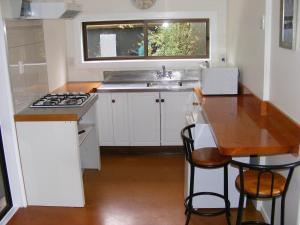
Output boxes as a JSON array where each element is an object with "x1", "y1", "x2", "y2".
[
  {"x1": 128, "y1": 92, "x2": 160, "y2": 146},
  {"x1": 97, "y1": 93, "x2": 114, "y2": 146},
  {"x1": 97, "y1": 93, "x2": 130, "y2": 146},
  {"x1": 161, "y1": 92, "x2": 194, "y2": 145},
  {"x1": 97, "y1": 91, "x2": 195, "y2": 146}
]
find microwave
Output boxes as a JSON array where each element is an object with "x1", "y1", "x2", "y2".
[{"x1": 201, "y1": 66, "x2": 239, "y2": 95}]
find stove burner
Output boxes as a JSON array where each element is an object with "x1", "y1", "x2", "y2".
[
  {"x1": 65, "y1": 99, "x2": 78, "y2": 105},
  {"x1": 31, "y1": 92, "x2": 91, "y2": 108}
]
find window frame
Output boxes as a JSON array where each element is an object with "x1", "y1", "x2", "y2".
[{"x1": 82, "y1": 18, "x2": 210, "y2": 61}]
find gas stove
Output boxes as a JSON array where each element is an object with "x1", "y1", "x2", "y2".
[{"x1": 30, "y1": 93, "x2": 91, "y2": 108}]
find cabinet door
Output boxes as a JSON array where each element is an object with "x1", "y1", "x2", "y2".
[
  {"x1": 97, "y1": 93, "x2": 114, "y2": 146},
  {"x1": 128, "y1": 92, "x2": 160, "y2": 146},
  {"x1": 161, "y1": 92, "x2": 194, "y2": 145},
  {"x1": 111, "y1": 93, "x2": 130, "y2": 146}
]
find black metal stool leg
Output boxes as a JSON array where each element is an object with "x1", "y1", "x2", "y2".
[
  {"x1": 236, "y1": 193, "x2": 244, "y2": 225},
  {"x1": 281, "y1": 194, "x2": 286, "y2": 225},
  {"x1": 185, "y1": 210, "x2": 192, "y2": 225},
  {"x1": 270, "y1": 198, "x2": 276, "y2": 225},
  {"x1": 224, "y1": 165, "x2": 231, "y2": 225},
  {"x1": 185, "y1": 165, "x2": 195, "y2": 225}
]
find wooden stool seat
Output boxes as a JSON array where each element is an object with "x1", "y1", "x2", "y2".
[
  {"x1": 235, "y1": 170, "x2": 286, "y2": 198},
  {"x1": 192, "y1": 147, "x2": 231, "y2": 168}
]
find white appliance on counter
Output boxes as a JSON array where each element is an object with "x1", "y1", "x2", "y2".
[{"x1": 201, "y1": 65, "x2": 239, "y2": 95}]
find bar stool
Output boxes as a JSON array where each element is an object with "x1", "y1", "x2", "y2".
[
  {"x1": 231, "y1": 159, "x2": 300, "y2": 225},
  {"x1": 181, "y1": 124, "x2": 232, "y2": 225}
]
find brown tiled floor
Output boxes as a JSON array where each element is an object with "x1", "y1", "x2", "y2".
[{"x1": 8, "y1": 154, "x2": 263, "y2": 225}]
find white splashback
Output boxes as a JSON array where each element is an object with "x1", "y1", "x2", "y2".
[{"x1": 5, "y1": 19, "x2": 49, "y2": 113}]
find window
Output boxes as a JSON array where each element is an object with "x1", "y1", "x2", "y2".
[{"x1": 82, "y1": 19, "x2": 209, "y2": 61}]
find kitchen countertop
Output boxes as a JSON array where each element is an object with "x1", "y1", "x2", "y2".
[
  {"x1": 15, "y1": 81, "x2": 300, "y2": 157},
  {"x1": 14, "y1": 82, "x2": 101, "y2": 122},
  {"x1": 194, "y1": 87, "x2": 300, "y2": 156},
  {"x1": 53, "y1": 82, "x2": 101, "y2": 93}
]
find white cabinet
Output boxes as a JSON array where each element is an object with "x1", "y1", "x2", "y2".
[
  {"x1": 97, "y1": 93, "x2": 130, "y2": 146},
  {"x1": 112, "y1": 93, "x2": 130, "y2": 146},
  {"x1": 97, "y1": 93, "x2": 114, "y2": 146},
  {"x1": 128, "y1": 92, "x2": 160, "y2": 146},
  {"x1": 79, "y1": 124, "x2": 100, "y2": 170},
  {"x1": 161, "y1": 92, "x2": 194, "y2": 145},
  {"x1": 97, "y1": 91, "x2": 194, "y2": 146},
  {"x1": 15, "y1": 99, "x2": 99, "y2": 207}
]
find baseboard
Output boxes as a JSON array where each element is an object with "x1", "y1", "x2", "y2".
[
  {"x1": 100, "y1": 146, "x2": 184, "y2": 155},
  {"x1": 260, "y1": 204, "x2": 270, "y2": 224},
  {"x1": 0, "y1": 207, "x2": 18, "y2": 225}
]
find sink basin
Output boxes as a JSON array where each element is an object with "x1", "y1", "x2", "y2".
[{"x1": 146, "y1": 81, "x2": 183, "y2": 87}]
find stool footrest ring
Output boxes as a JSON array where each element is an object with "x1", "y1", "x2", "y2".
[{"x1": 184, "y1": 192, "x2": 230, "y2": 217}]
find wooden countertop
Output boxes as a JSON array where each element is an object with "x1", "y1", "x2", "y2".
[
  {"x1": 194, "y1": 87, "x2": 300, "y2": 156},
  {"x1": 53, "y1": 82, "x2": 101, "y2": 93},
  {"x1": 14, "y1": 82, "x2": 101, "y2": 122}
]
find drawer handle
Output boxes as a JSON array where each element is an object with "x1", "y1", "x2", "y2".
[
  {"x1": 112, "y1": 99, "x2": 115, "y2": 103},
  {"x1": 78, "y1": 130, "x2": 86, "y2": 135},
  {"x1": 193, "y1": 102, "x2": 199, "y2": 106},
  {"x1": 155, "y1": 99, "x2": 159, "y2": 103},
  {"x1": 161, "y1": 99, "x2": 165, "y2": 103}
]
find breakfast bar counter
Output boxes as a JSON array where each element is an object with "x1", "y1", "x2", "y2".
[{"x1": 194, "y1": 87, "x2": 300, "y2": 156}]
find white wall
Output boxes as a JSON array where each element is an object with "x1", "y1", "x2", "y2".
[
  {"x1": 0, "y1": 1, "x2": 27, "y2": 214},
  {"x1": 227, "y1": 0, "x2": 266, "y2": 99},
  {"x1": 261, "y1": 0, "x2": 300, "y2": 224},
  {"x1": 64, "y1": 0, "x2": 228, "y2": 81},
  {"x1": 228, "y1": 0, "x2": 300, "y2": 224},
  {"x1": 44, "y1": 20, "x2": 68, "y2": 92},
  {"x1": 269, "y1": 0, "x2": 300, "y2": 124}
]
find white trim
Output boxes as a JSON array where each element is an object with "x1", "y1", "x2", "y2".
[
  {"x1": 0, "y1": 2, "x2": 28, "y2": 211},
  {"x1": 9, "y1": 63, "x2": 47, "y2": 67},
  {"x1": 263, "y1": 0, "x2": 272, "y2": 101},
  {"x1": 0, "y1": 207, "x2": 18, "y2": 225}
]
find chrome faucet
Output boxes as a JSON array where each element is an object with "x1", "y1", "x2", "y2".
[
  {"x1": 157, "y1": 65, "x2": 172, "y2": 79},
  {"x1": 162, "y1": 65, "x2": 166, "y2": 76}
]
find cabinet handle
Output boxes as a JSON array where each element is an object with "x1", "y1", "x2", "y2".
[
  {"x1": 155, "y1": 99, "x2": 159, "y2": 103},
  {"x1": 161, "y1": 99, "x2": 165, "y2": 103},
  {"x1": 112, "y1": 99, "x2": 115, "y2": 103}
]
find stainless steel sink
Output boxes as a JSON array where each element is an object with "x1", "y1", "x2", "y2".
[
  {"x1": 98, "y1": 80, "x2": 199, "y2": 93},
  {"x1": 98, "y1": 69, "x2": 200, "y2": 93}
]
